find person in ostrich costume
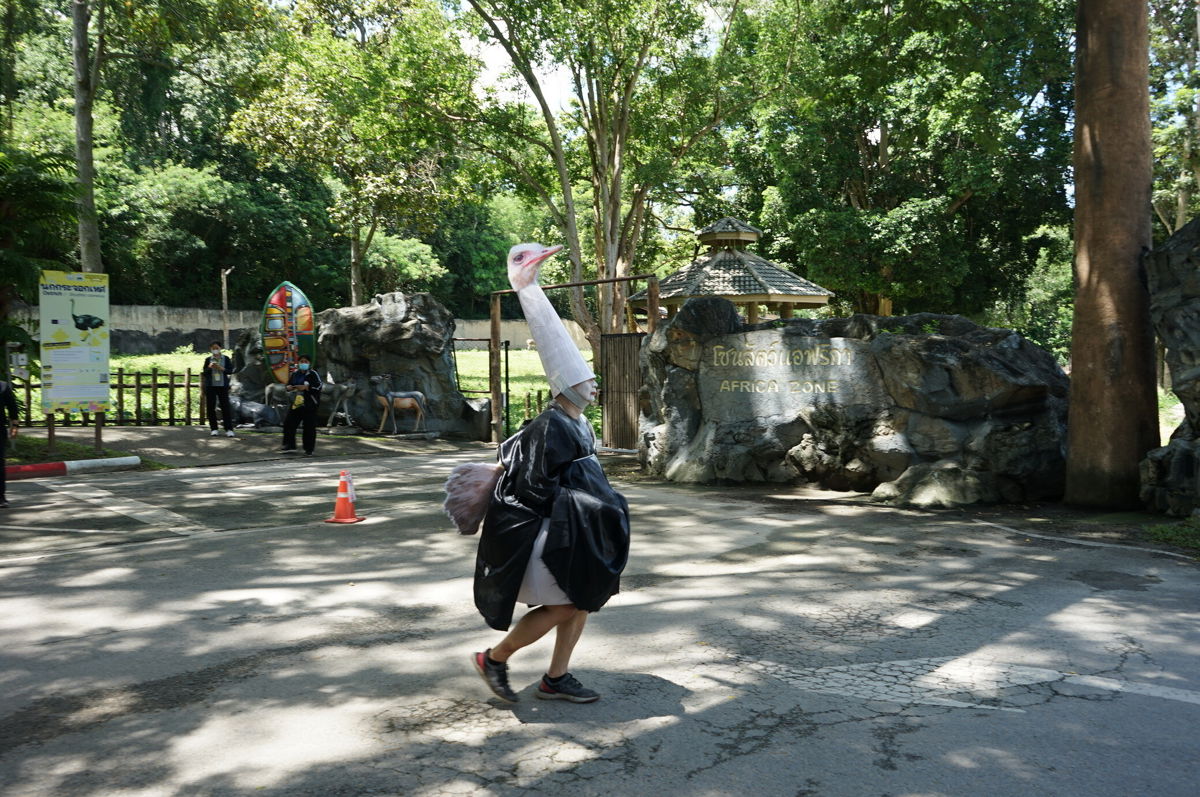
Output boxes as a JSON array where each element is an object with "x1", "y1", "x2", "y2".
[{"x1": 443, "y1": 243, "x2": 631, "y2": 704}]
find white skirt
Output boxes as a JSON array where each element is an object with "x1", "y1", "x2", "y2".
[{"x1": 517, "y1": 518, "x2": 571, "y2": 606}]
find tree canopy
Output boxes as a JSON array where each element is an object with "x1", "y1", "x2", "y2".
[{"x1": 0, "y1": 0, "x2": 1169, "y2": 360}]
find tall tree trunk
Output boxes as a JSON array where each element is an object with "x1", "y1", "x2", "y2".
[
  {"x1": 349, "y1": 231, "x2": 362, "y2": 306},
  {"x1": 1065, "y1": 0, "x2": 1157, "y2": 507},
  {"x1": 72, "y1": 0, "x2": 104, "y2": 273},
  {"x1": 1, "y1": 0, "x2": 17, "y2": 144}
]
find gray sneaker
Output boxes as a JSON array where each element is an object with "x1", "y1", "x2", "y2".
[
  {"x1": 473, "y1": 650, "x2": 518, "y2": 703},
  {"x1": 535, "y1": 672, "x2": 600, "y2": 703}
]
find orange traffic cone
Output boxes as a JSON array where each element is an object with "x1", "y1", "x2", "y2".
[{"x1": 325, "y1": 470, "x2": 365, "y2": 524}]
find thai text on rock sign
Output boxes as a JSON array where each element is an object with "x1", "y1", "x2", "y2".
[{"x1": 710, "y1": 341, "x2": 851, "y2": 394}]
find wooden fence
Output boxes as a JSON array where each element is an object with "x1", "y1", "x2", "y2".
[
  {"x1": 11, "y1": 372, "x2": 559, "y2": 431},
  {"x1": 13, "y1": 369, "x2": 211, "y2": 427}
]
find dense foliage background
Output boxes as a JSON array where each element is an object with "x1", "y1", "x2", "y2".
[{"x1": 0, "y1": 0, "x2": 1194, "y2": 361}]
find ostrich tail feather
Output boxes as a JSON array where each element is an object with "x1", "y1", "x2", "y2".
[{"x1": 442, "y1": 462, "x2": 503, "y2": 535}]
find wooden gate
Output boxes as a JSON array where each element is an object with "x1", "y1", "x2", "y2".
[{"x1": 599, "y1": 332, "x2": 644, "y2": 449}]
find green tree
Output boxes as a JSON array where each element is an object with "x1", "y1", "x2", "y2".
[
  {"x1": 230, "y1": 0, "x2": 474, "y2": 304},
  {"x1": 1150, "y1": 0, "x2": 1200, "y2": 238},
  {"x1": 983, "y1": 225, "x2": 1073, "y2": 363},
  {"x1": 0, "y1": 0, "x2": 44, "y2": 143},
  {"x1": 361, "y1": 234, "x2": 447, "y2": 298},
  {"x1": 725, "y1": 0, "x2": 1073, "y2": 316},
  {"x1": 0, "y1": 145, "x2": 75, "y2": 357},
  {"x1": 426, "y1": 194, "x2": 547, "y2": 318},
  {"x1": 68, "y1": 0, "x2": 268, "y2": 273},
  {"x1": 459, "y1": 0, "x2": 800, "y2": 350}
]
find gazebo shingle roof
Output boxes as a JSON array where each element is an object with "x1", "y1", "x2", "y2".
[
  {"x1": 630, "y1": 247, "x2": 832, "y2": 303},
  {"x1": 697, "y1": 217, "x2": 763, "y2": 237}
]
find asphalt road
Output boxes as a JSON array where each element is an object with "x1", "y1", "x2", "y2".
[{"x1": 1, "y1": 433, "x2": 1198, "y2": 796}]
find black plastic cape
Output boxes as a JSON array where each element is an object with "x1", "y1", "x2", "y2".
[{"x1": 474, "y1": 404, "x2": 630, "y2": 630}]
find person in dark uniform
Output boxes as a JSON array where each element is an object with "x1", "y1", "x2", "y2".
[
  {"x1": 201, "y1": 341, "x2": 236, "y2": 438},
  {"x1": 279, "y1": 355, "x2": 322, "y2": 456},
  {"x1": 0, "y1": 378, "x2": 19, "y2": 509}
]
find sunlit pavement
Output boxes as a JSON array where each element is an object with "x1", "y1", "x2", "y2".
[{"x1": 0, "y1": 443, "x2": 1198, "y2": 796}]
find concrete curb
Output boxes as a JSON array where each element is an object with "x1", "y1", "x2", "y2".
[{"x1": 6, "y1": 456, "x2": 142, "y2": 481}]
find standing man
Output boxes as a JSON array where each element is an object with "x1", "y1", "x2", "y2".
[
  {"x1": 202, "y1": 341, "x2": 236, "y2": 438},
  {"x1": 447, "y1": 243, "x2": 630, "y2": 704},
  {"x1": 279, "y1": 355, "x2": 321, "y2": 456},
  {"x1": 0, "y1": 377, "x2": 19, "y2": 508}
]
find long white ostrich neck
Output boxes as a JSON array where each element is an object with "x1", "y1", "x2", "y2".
[{"x1": 508, "y1": 248, "x2": 594, "y2": 402}]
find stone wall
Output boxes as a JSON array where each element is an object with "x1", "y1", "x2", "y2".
[
  {"x1": 450, "y1": 318, "x2": 591, "y2": 351},
  {"x1": 12, "y1": 304, "x2": 261, "y2": 354},
  {"x1": 640, "y1": 297, "x2": 1069, "y2": 508},
  {"x1": 1141, "y1": 217, "x2": 1200, "y2": 514}
]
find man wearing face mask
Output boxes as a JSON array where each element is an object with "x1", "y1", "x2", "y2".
[
  {"x1": 279, "y1": 354, "x2": 322, "y2": 456},
  {"x1": 202, "y1": 341, "x2": 236, "y2": 438},
  {"x1": 446, "y1": 243, "x2": 630, "y2": 704}
]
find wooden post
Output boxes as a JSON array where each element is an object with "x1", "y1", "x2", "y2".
[
  {"x1": 647, "y1": 278, "x2": 660, "y2": 335},
  {"x1": 199, "y1": 381, "x2": 207, "y2": 426},
  {"x1": 94, "y1": 411, "x2": 104, "y2": 455},
  {"x1": 151, "y1": 369, "x2": 160, "y2": 427},
  {"x1": 489, "y1": 292, "x2": 502, "y2": 442},
  {"x1": 46, "y1": 413, "x2": 54, "y2": 453},
  {"x1": 116, "y1": 367, "x2": 125, "y2": 425},
  {"x1": 135, "y1": 372, "x2": 143, "y2": 424},
  {"x1": 221, "y1": 266, "x2": 235, "y2": 349},
  {"x1": 525, "y1": 391, "x2": 531, "y2": 420},
  {"x1": 168, "y1": 371, "x2": 176, "y2": 425},
  {"x1": 781, "y1": 304, "x2": 794, "y2": 319},
  {"x1": 22, "y1": 379, "x2": 31, "y2": 425},
  {"x1": 151, "y1": 368, "x2": 159, "y2": 425},
  {"x1": 184, "y1": 368, "x2": 193, "y2": 425},
  {"x1": 747, "y1": 302, "x2": 759, "y2": 325}
]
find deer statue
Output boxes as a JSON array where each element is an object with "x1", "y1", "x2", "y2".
[
  {"x1": 322, "y1": 376, "x2": 358, "y2": 427},
  {"x1": 369, "y1": 374, "x2": 429, "y2": 434},
  {"x1": 263, "y1": 382, "x2": 290, "y2": 417}
]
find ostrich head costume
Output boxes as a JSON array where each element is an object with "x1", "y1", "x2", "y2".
[{"x1": 507, "y1": 243, "x2": 595, "y2": 409}]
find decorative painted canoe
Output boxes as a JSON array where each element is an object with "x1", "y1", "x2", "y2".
[{"x1": 260, "y1": 281, "x2": 316, "y2": 384}]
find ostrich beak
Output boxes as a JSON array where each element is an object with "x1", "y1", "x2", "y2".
[{"x1": 527, "y1": 244, "x2": 563, "y2": 269}]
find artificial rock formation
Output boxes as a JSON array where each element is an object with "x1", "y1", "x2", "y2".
[
  {"x1": 640, "y1": 297, "x2": 1069, "y2": 508},
  {"x1": 232, "y1": 291, "x2": 489, "y2": 439},
  {"x1": 1142, "y1": 217, "x2": 1200, "y2": 514}
]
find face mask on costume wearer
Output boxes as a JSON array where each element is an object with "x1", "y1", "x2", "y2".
[{"x1": 298, "y1": 362, "x2": 310, "y2": 371}]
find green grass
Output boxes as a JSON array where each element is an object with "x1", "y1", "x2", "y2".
[
  {"x1": 452, "y1": 348, "x2": 602, "y2": 435},
  {"x1": 1144, "y1": 517, "x2": 1200, "y2": 553},
  {"x1": 7, "y1": 433, "x2": 167, "y2": 469},
  {"x1": 95, "y1": 347, "x2": 598, "y2": 434},
  {"x1": 112, "y1": 346, "x2": 208, "y2": 374},
  {"x1": 1159, "y1": 386, "x2": 1184, "y2": 444}
]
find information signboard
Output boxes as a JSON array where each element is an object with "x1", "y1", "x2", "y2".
[{"x1": 38, "y1": 271, "x2": 111, "y2": 414}]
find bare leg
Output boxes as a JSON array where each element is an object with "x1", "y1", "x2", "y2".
[
  {"x1": 489, "y1": 604, "x2": 576, "y2": 663},
  {"x1": 547, "y1": 609, "x2": 587, "y2": 678}
]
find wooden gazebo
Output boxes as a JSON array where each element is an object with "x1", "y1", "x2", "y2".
[{"x1": 630, "y1": 217, "x2": 832, "y2": 323}]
